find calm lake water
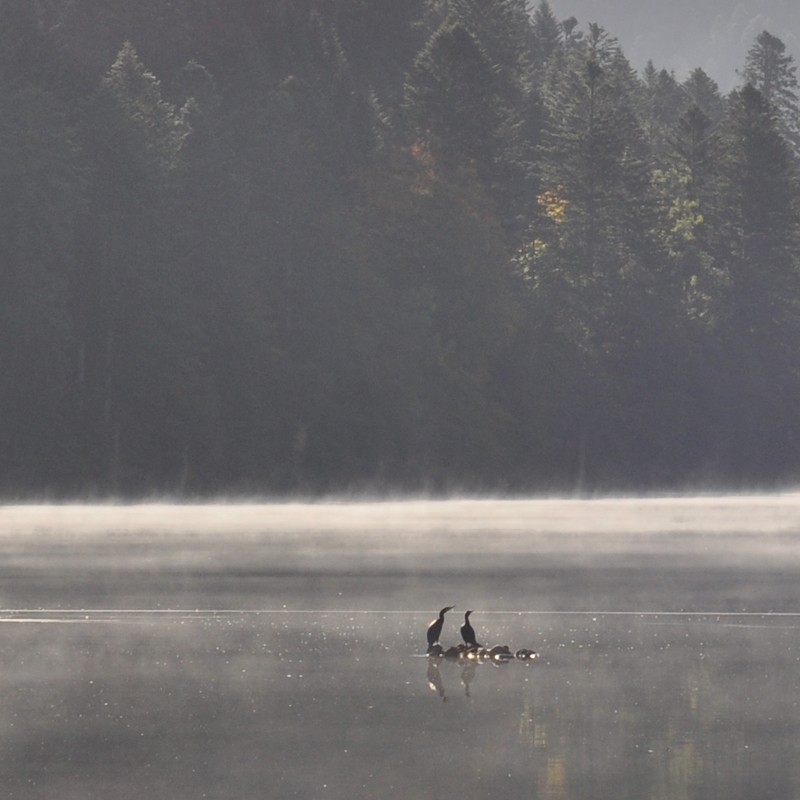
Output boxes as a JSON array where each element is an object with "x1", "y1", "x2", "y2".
[{"x1": 1, "y1": 497, "x2": 799, "y2": 799}]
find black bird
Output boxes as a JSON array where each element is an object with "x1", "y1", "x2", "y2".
[
  {"x1": 460, "y1": 610, "x2": 482, "y2": 648},
  {"x1": 427, "y1": 605, "x2": 455, "y2": 650}
]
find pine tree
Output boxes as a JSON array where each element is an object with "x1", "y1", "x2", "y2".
[
  {"x1": 724, "y1": 84, "x2": 800, "y2": 336},
  {"x1": 653, "y1": 102, "x2": 727, "y2": 327},
  {"x1": 282, "y1": 11, "x2": 389, "y2": 170},
  {"x1": 513, "y1": 23, "x2": 665, "y2": 486},
  {"x1": 682, "y1": 68, "x2": 724, "y2": 121},
  {"x1": 427, "y1": 0, "x2": 541, "y2": 238},
  {"x1": 313, "y1": 0, "x2": 427, "y2": 108},
  {"x1": 742, "y1": 30, "x2": 800, "y2": 154},
  {"x1": 420, "y1": 0, "x2": 533, "y2": 77},
  {"x1": 73, "y1": 43, "x2": 199, "y2": 492},
  {"x1": 642, "y1": 64, "x2": 688, "y2": 162},
  {"x1": 530, "y1": 0, "x2": 562, "y2": 73},
  {"x1": 404, "y1": 21, "x2": 503, "y2": 179},
  {"x1": 536, "y1": 23, "x2": 651, "y2": 284},
  {"x1": 0, "y1": 84, "x2": 85, "y2": 492},
  {"x1": 100, "y1": 42, "x2": 189, "y2": 174},
  {"x1": 713, "y1": 83, "x2": 800, "y2": 477}
]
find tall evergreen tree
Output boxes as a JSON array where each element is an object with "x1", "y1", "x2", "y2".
[
  {"x1": 0, "y1": 84, "x2": 85, "y2": 492},
  {"x1": 530, "y1": 0, "x2": 562, "y2": 73},
  {"x1": 642, "y1": 64, "x2": 688, "y2": 162},
  {"x1": 351, "y1": 150, "x2": 518, "y2": 487},
  {"x1": 404, "y1": 21, "x2": 503, "y2": 180},
  {"x1": 73, "y1": 43, "x2": 198, "y2": 492},
  {"x1": 511, "y1": 24, "x2": 667, "y2": 485},
  {"x1": 536, "y1": 24, "x2": 651, "y2": 286},
  {"x1": 713, "y1": 84, "x2": 800, "y2": 477},
  {"x1": 100, "y1": 42, "x2": 189, "y2": 172},
  {"x1": 682, "y1": 67, "x2": 724, "y2": 122},
  {"x1": 742, "y1": 30, "x2": 800, "y2": 154},
  {"x1": 723, "y1": 85, "x2": 800, "y2": 339},
  {"x1": 653, "y1": 102, "x2": 727, "y2": 324},
  {"x1": 435, "y1": 0, "x2": 542, "y2": 239}
]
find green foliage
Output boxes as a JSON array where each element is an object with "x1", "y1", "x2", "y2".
[
  {"x1": 4, "y1": 8, "x2": 800, "y2": 494},
  {"x1": 530, "y1": 1, "x2": 562, "y2": 73},
  {"x1": 742, "y1": 30, "x2": 800, "y2": 153},
  {"x1": 652, "y1": 103, "x2": 728, "y2": 324},
  {"x1": 722, "y1": 84, "x2": 800, "y2": 342},
  {"x1": 404, "y1": 22, "x2": 503, "y2": 178},
  {"x1": 642, "y1": 64, "x2": 688, "y2": 160},
  {"x1": 682, "y1": 68, "x2": 724, "y2": 121},
  {"x1": 538, "y1": 23, "x2": 652, "y2": 285}
]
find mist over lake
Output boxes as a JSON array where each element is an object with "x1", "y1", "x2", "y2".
[
  {"x1": 7, "y1": 4, "x2": 800, "y2": 795},
  {"x1": 1, "y1": 496, "x2": 799, "y2": 799}
]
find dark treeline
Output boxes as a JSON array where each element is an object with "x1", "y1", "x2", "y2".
[{"x1": 3, "y1": 0, "x2": 800, "y2": 496}]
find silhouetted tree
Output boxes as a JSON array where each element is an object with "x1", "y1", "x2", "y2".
[
  {"x1": 72, "y1": 43, "x2": 197, "y2": 492},
  {"x1": 530, "y1": 0, "x2": 562, "y2": 73},
  {"x1": 713, "y1": 84, "x2": 800, "y2": 477},
  {"x1": 0, "y1": 84, "x2": 85, "y2": 492},
  {"x1": 742, "y1": 30, "x2": 800, "y2": 154},
  {"x1": 682, "y1": 68, "x2": 724, "y2": 122}
]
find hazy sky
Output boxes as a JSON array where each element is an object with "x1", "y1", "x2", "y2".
[{"x1": 548, "y1": 0, "x2": 800, "y2": 90}]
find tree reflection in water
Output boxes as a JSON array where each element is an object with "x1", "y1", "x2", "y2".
[{"x1": 422, "y1": 613, "x2": 800, "y2": 800}]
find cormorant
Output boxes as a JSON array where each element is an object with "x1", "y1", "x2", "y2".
[
  {"x1": 427, "y1": 605, "x2": 455, "y2": 650},
  {"x1": 460, "y1": 610, "x2": 482, "y2": 648}
]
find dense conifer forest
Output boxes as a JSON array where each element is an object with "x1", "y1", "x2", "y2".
[{"x1": 4, "y1": 1, "x2": 800, "y2": 496}]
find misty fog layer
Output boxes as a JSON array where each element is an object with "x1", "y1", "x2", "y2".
[
  {"x1": 2, "y1": 497, "x2": 800, "y2": 799},
  {"x1": 2, "y1": 497, "x2": 799, "y2": 612}
]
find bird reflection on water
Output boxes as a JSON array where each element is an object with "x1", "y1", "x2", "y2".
[
  {"x1": 425, "y1": 605, "x2": 538, "y2": 700},
  {"x1": 427, "y1": 658, "x2": 447, "y2": 702},
  {"x1": 460, "y1": 661, "x2": 476, "y2": 697},
  {"x1": 426, "y1": 648, "x2": 538, "y2": 700}
]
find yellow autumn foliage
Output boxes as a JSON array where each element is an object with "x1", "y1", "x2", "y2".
[{"x1": 537, "y1": 185, "x2": 569, "y2": 223}]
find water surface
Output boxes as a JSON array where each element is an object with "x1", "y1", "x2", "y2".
[{"x1": 1, "y1": 497, "x2": 799, "y2": 799}]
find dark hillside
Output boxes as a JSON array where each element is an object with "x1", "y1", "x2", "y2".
[{"x1": 2, "y1": 1, "x2": 800, "y2": 496}]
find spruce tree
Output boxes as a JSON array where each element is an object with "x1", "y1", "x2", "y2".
[
  {"x1": 714, "y1": 84, "x2": 800, "y2": 477},
  {"x1": 0, "y1": 85, "x2": 85, "y2": 492},
  {"x1": 404, "y1": 22, "x2": 503, "y2": 179},
  {"x1": 536, "y1": 23, "x2": 651, "y2": 285},
  {"x1": 742, "y1": 30, "x2": 800, "y2": 154},
  {"x1": 642, "y1": 64, "x2": 688, "y2": 162},
  {"x1": 73, "y1": 43, "x2": 198, "y2": 492},
  {"x1": 682, "y1": 68, "x2": 724, "y2": 122},
  {"x1": 530, "y1": 0, "x2": 562, "y2": 73},
  {"x1": 723, "y1": 84, "x2": 800, "y2": 338},
  {"x1": 514, "y1": 23, "x2": 664, "y2": 486}
]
